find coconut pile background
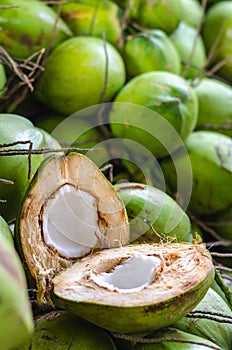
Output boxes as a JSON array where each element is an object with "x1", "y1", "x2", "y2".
[{"x1": 0, "y1": 0, "x2": 232, "y2": 349}]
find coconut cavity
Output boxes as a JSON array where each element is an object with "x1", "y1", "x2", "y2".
[
  {"x1": 16, "y1": 153, "x2": 129, "y2": 304},
  {"x1": 42, "y1": 184, "x2": 99, "y2": 258},
  {"x1": 90, "y1": 254, "x2": 161, "y2": 293}
]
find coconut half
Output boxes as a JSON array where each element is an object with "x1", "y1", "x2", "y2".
[
  {"x1": 15, "y1": 153, "x2": 129, "y2": 304},
  {"x1": 51, "y1": 243, "x2": 214, "y2": 334}
]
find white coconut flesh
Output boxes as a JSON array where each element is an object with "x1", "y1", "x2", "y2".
[
  {"x1": 42, "y1": 184, "x2": 99, "y2": 258},
  {"x1": 90, "y1": 254, "x2": 161, "y2": 293}
]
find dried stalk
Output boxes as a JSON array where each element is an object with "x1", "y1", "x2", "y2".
[{"x1": 111, "y1": 332, "x2": 221, "y2": 349}]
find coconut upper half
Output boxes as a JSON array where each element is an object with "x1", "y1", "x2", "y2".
[
  {"x1": 51, "y1": 243, "x2": 214, "y2": 334},
  {"x1": 15, "y1": 153, "x2": 129, "y2": 304}
]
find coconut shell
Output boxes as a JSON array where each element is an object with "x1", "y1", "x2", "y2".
[{"x1": 51, "y1": 243, "x2": 214, "y2": 334}]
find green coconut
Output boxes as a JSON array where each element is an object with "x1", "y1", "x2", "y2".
[
  {"x1": 0, "y1": 0, "x2": 72, "y2": 59},
  {"x1": 0, "y1": 232, "x2": 33, "y2": 350},
  {"x1": 110, "y1": 71, "x2": 198, "y2": 158},
  {"x1": 0, "y1": 113, "x2": 44, "y2": 222},
  {"x1": 114, "y1": 182, "x2": 192, "y2": 243},
  {"x1": 60, "y1": 0, "x2": 122, "y2": 47},
  {"x1": 36, "y1": 36, "x2": 126, "y2": 115},
  {"x1": 174, "y1": 287, "x2": 232, "y2": 349},
  {"x1": 161, "y1": 131, "x2": 232, "y2": 215},
  {"x1": 202, "y1": 1, "x2": 232, "y2": 82},
  {"x1": 133, "y1": 0, "x2": 182, "y2": 34},
  {"x1": 51, "y1": 242, "x2": 214, "y2": 334},
  {"x1": 113, "y1": 327, "x2": 224, "y2": 349},
  {"x1": 170, "y1": 22, "x2": 207, "y2": 79},
  {"x1": 123, "y1": 30, "x2": 181, "y2": 77},
  {"x1": 15, "y1": 152, "x2": 129, "y2": 304},
  {"x1": 18, "y1": 311, "x2": 116, "y2": 350},
  {"x1": 194, "y1": 78, "x2": 232, "y2": 137},
  {"x1": 0, "y1": 215, "x2": 14, "y2": 246},
  {"x1": 180, "y1": 0, "x2": 203, "y2": 28}
]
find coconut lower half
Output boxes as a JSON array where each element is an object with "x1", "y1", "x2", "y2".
[
  {"x1": 51, "y1": 243, "x2": 214, "y2": 334},
  {"x1": 15, "y1": 153, "x2": 129, "y2": 304}
]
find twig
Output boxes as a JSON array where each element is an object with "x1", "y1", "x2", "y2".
[
  {"x1": 0, "y1": 5, "x2": 18, "y2": 8},
  {"x1": 211, "y1": 252, "x2": 232, "y2": 258},
  {"x1": 89, "y1": 1, "x2": 100, "y2": 35},
  {"x1": 214, "y1": 265, "x2": 232, "y2": 273},
  {"x1": 100, "y1": 163, "x2": 114, "y2": 183},
  {"x1": 197, "y1": 123, "x2": 232, "y2": 131},
  {"x1": 0, "y1": 46, "x2": 34, "y2": 91},
  {"x1": 207, "y1": 241, "x2": 232, "y2": 248},
  {"x1": 0, "y1": 179, "x2": 14, "y2": 185},
  {"x1": 186, "y1": 311, "x2": 232, "y2": 324},
  {"x1": 188, "y1": 310, "x2": 232, "y2": 319},
  {"x1": 111, "y1": 332, "x2": 221, "y2": 349}
]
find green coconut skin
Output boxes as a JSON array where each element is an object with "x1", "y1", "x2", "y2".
[
  {"x1": 194, "y1": 78, "x2": 232, "y2": 138},
  {"x1": 123, "y1": 30, "x2": 181, "y2": 77},
  {"x1": 0, "y1": 233, "x2": 33, "y2": 350},
  {"x1": 161, "y1": 131, "x2": 232, "y2": 215},
  {"x1": 51, "y1": 277, "x2": 214, "y2": 335},
  {"x1": 114, "y1": 182, "x2": 192, "y2": 243},
  {"x1": 18, "y1": 312, "x2": 116, "y2": 350},
  {"x1": 114, "y1": 327, "x2": 224, "y2": 349},
  {"x1": 0, "y1": 215, "x2": 14, "y2": 246},
  {"x1": 51, "y1": 244, "x2": 214, "y2": 334},
  {"x1": 60, "y1": 0, "x2": 122, "y2": 47},
  {"x1": 202, "y1": 1, "x2": 232, "y2": 82},
  {"x1": 0, "y1": 113, "x2": 44, "y2": 222},
  {"x1": 180, "y1": 0, "x2": 203, "y2": 28},
  {"x1": 174, "y1": 288, "x2": 232, "y2": 350},
  {"x1": 36, "y1": 36, "x2": 126, "y2": 115},
  {"x1": 110, "y1": 71, "x2": 198, "y2": 158},
  {"x1": 0, "y1": 0, "x2": 72, "y2": 59},
  {"x1": 170, "y1": 22, "x2": 207, "y2": 79},
  {"x1": 36, "y1": 127, "x2": 61, "y2": 152},
  {"x1": 133, "y1": 0, "x2": 182, "y2": 34}
]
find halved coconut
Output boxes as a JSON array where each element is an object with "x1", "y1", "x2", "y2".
[
  {"x1": 15, "y1": 153, "x2": 129, "y2": 304},
  {"x1": 51, "y1": 243, "x2": 214, "y2": 334}
]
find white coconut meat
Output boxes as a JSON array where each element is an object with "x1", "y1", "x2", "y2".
[
  {"x1": 17, "y1": 153, "x2": 129, "y2": 304},
  {"x1": 43, "y1": 184, "x2": 99, "y2": 258},
  {"x1": 90, "y1": 254, "x2": 161, "y2": 293}
]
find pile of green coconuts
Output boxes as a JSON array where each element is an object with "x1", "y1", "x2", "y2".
[{"x1": 0, "y1": 0, "x2": 232, "y2": 349}]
